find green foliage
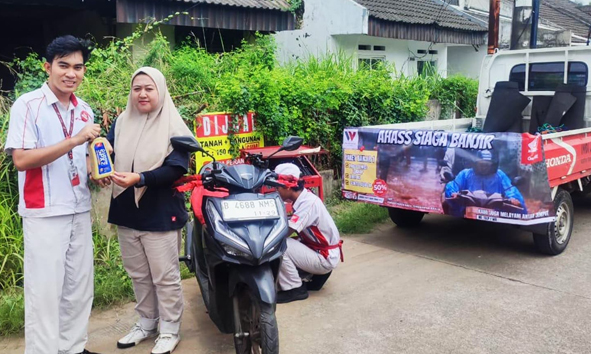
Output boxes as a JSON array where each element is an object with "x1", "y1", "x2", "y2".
[
  {"x1": 329, "y1": 201, "x2": 389, "y2": 234},
  {"x1": 0, "y1": 289, "x2": 24, "y2": 335},
  {"x1": 0, "y1": 100, "x2": 23, "y2": 292},
  {"x1": 431, "y1": 75, "x2": 479, "y2": 119},
  {"x1": 8, "y1": 53, "x2": 47, "y2": 99},
  {"x1": 92, "y1": 225, "x2": 134, "y2": 309}
]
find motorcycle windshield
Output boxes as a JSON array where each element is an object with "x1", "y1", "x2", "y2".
[{"x1": 214, "y1": 164, "x2": 271, "y2": 191}]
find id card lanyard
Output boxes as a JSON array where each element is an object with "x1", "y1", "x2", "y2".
[{"x1": 52, "y1": 103, "x2": 80, "y2": 186}]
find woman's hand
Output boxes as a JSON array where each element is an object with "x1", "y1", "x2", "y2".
[
  {"x1": 89, "y1": 174, "x2": 112, "y2": 188},
  {"x1": 112, "y1": 172, "x2": 141, "y2": 188}
]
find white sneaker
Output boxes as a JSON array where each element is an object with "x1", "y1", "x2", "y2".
[
  {"x1": 151, "y1": 334, "x2": 180, "y2": 354},
  {"x1": 117, "y1": 323, "x2": 157, "y2": 349}
]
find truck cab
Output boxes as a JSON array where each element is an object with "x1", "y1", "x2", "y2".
[{"x1": 476, "y1": 46, "x2": 591, "y2": 131}]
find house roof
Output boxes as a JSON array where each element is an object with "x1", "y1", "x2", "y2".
[
  {"x1": 117, "y1": 0, "x2": 295, "y2": 31},
  {"x1": 540, "y1": 0, "x2": 591, "y2": 42},
  {"x1": 353, "y1": 0, "x2": 487, "y2": 32},
  {"x1": 171, "y1": 0, "x2": 291, "y2": 11}
]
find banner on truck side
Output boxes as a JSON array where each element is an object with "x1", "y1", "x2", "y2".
[
  {"x1": 342, "y1": 128, "x2": 556, "y2": 225},
  {"x1": 195, "y1": 112, "x2": 264, "y2": 168}
]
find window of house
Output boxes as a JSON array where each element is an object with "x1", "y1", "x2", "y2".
[
  {"x1": 358, "y1": 44, "x2": 371, "y2": 51},
  {"x1": 359, "y1": 57, "x2": 384, "y2": 70},
  {"x1": 509, "y1": 62, "x2": 588, "y2": 91},
  {"x1": 418, "y1": 60, "x2": 437, "y2": 76}
]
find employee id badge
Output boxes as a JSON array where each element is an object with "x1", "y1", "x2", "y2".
[{"x1": 69, "y1": 164, "x2": 80, "y2": 186}]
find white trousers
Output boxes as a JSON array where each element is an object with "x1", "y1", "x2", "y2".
[
  {"x1": 117, "y1": 227, "x2": 184, "y2": 334},
  {"x1": 278, "y1": 238, "x2": 334, "y2": 291},
  {"x1": 23, "y1": 212, "x2": 94, "y2": 354}
]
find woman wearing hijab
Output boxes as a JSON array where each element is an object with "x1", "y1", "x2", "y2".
[{"x1": 106, "y1": 67, "x2": 193, "y2": 354}]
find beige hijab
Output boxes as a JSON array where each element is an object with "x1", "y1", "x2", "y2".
[{"x1": 113, "y1": 67, "x2": 193, "y2": 206}]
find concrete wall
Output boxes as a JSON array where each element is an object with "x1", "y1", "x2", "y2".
[
  {"x1": 329, "y1": 35, "x2": 450, "y2": 77},
  {"x1": 274, "y1": 0, "x2": 367, "y2": 62},
  {"x1": 448, "y1": 45, "x2": 487, "y2": 78}
]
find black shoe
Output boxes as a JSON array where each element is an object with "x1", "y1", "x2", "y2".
[
  {"x1": 277, "y1": 284, "x2": 308, "y2": 304},
  {"x1": 77, "y1": 350, "x2": 100, "y2": 354}
]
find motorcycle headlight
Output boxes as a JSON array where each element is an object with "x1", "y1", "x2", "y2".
[
  {"x1": 206, "y1": 201, "x2": 251, "y2": 255},
  {"x1": 221, "y1": 242, "x2": 254, "y2": 260}
]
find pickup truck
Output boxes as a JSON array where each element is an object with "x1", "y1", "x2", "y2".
[{"x1": 342, "y1": 46, "x2": 591, "y2": 255}]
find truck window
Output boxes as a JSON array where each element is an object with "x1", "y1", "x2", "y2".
[{"x1": 509, "y1": 62, "x2": 588, "y2": 91}]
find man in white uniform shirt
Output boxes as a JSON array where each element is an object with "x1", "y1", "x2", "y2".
[
  {"x1": 274, "y1": 163, "x2": 343, "y2": 303},
  {"x1": 4, "y1": 36, "x2": 101, "y2": 354}
]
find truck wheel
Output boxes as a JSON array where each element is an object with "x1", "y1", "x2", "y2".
[
  {"x1": 533, "y1": 189, "x2": 574, "y2": 255},
  {"x1": 388, "y1": 208, "x2": 425, "y2": 228}
]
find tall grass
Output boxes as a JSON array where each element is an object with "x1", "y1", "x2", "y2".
[
  {"x1": 330, "y1": 202, "x2": 389, "y2": 234},
  {"x1": 0, "y1": 96, "x2": 23, "y2": 292}
]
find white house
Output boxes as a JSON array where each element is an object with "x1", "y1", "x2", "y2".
[{"x1": 274, "y1": 0, "x2": 488, "y2": 78}]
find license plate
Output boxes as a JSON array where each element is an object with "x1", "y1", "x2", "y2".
[{"x1": 221, "y1": 199, "x2": 279, "y2": 221}]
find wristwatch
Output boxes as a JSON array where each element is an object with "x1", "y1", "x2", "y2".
[{"x1": 135, "y1": 173, "x2": 146, "y2": 188}]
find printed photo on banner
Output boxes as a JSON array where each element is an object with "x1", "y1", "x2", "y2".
[{"x1": 342, "y1": 128, "x2": 555, "y2": 226}]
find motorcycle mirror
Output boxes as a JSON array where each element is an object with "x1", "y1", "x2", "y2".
[
  {"x1": 267, "y1": 136, "x2": 304, "y2": 160},
  {"x1": 171, "y1": 136, "x2": 205, "y2": 153},
  {"x1": 281, "y1": 136, "x2": 304, "y2": 152}
]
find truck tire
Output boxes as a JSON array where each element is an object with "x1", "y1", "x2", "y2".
[
  {"x1": 533, "y1": 189, "x2": 574, "y2": 255},
  {"x1": 388, "y1": 208, "x2": 425, "y2": 228}
]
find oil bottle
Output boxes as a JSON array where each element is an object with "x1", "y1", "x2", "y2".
[{"x1": 88, "y1": 137, "x2": 114, "y2": 180}]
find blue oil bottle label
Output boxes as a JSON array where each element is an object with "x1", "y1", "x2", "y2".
[{"x1": 94, "y1": 143, "x2": 112, "y2": 174}]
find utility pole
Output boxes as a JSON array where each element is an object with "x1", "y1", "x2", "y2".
[
  {"x1": 488, "y1": 0, "x2": 501, "y2": 54},
  {"x1": 530, "y1": 0, "x2": 541, "y2": 48}
]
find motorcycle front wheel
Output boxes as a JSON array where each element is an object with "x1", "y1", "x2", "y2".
[{"x1": 233, "y1": 288, "x2": 279, "y2": 354}]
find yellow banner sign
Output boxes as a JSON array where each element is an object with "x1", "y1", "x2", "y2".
[
  {"x1": 194, "y1": 112, "x2": 264, "y2": 168},
  {"x1": 343, "y1": 149, "x2": 377, "y2": 194}
]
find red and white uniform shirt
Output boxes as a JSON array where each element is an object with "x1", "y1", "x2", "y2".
[
  {"x1": 5, "y1": 83, "x2": 94, "y2": 217},
  {"x1": 289, "y1": 189, "x2": 342, "y2": 267}
]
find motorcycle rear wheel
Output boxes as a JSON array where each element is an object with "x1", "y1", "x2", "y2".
[{"x1": 233, "y1": 288, "x2": 279, "y2": 354}]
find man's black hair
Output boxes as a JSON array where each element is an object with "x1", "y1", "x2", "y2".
[
  {"x1": 46, "y1": 35, "x2": 92, "y2": 64},
  {"x1": 290, "y1": 179, "x2": 305, "y2": 192}
]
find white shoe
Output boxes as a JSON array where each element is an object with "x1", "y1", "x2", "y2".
[
  {"x1": 151, "y1": 334, "x2": 180, "y2": 354},
  {"x1": 117, "y1": 323, "x2": 158, "y2": 349}
]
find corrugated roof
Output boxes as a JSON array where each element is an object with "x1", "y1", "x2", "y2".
[
  {"x1": 117, "y1": 0, "x2": 295, "y2": 31},
  {"x1": 171, "y1": 0, "x2": 291, "y2": 11},
  {"x1": 353, "y1": 0, "x2": 487, "y2": 32},
  {"x1": 540, "y1": 0, "x2": 591, "y2": 41}
]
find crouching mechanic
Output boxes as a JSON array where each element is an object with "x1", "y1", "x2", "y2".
[{"x1": 274, "y1": 163, "x2": 343, "y2": 304}]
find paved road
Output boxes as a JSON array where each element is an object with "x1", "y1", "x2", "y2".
[{"x1": 3, "y1": 199, "x2": 591, "y2": 354}]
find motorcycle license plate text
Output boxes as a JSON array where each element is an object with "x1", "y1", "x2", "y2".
[{"x1": 221, "y1": 199, "x2": 279, "y2": 221}]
